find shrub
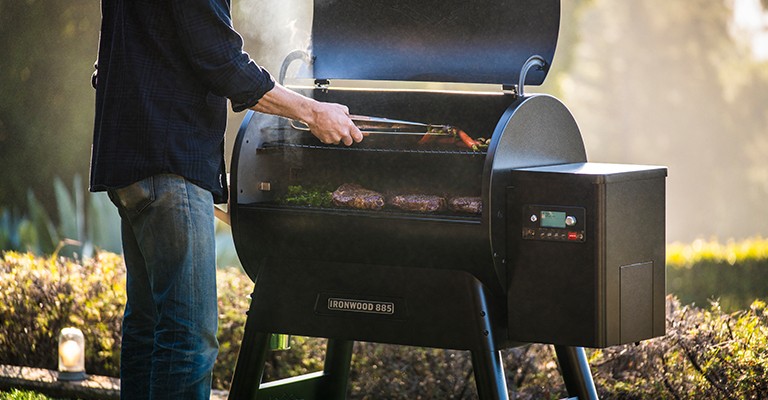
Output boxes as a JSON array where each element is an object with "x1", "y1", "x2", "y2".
[
  {"x1": 667, "y1": 237, "x2": 768, "y2": 268},
  {"x1": 667, "y1": 238, "x2": 768, "y2": 310},
  {"x1": 0, "y1": 251, "x2": 313, "y2": 390},
  {"x1": 0, "y1": 389, "x2": 61, "y2": 400},
  {"x1": 348, "y1": 342, "x2": 566, "y2": 399},
  {"x1": 211, "y1": 266, "x2": 253, "y2": 388},
  {"x1": 348, "y1": 344, "x2": 476, "y2": 399},
  {"x1": 589, "y1": 297, "x2": 768, "y2": 399},
  {"x1": 0, "y1": 251, "x2": 124, "y2": 377},
  {"x1": 3, "y1": 250, "x2": 768, "y2": 398}
]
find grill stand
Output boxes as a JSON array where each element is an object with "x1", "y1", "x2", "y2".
[{"x1": 227, "y1": 303, "x2": 599, "y2": 400}]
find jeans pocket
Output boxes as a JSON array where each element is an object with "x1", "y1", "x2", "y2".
[{"x1": 109, "y1": 177, "x2": 156, "y2": 215}]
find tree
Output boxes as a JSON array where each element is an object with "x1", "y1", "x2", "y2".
[{"x1": 561, "y1": 0, "x2": 768, "y2": 241}]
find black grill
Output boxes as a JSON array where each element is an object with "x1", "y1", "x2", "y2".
[{"x1": 226, "y1": 1, "x2": 667, "y2": 399}]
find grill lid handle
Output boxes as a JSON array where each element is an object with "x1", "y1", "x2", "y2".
[{"x1": 517, "y1": 56, "x2": 548, "y2": 98}]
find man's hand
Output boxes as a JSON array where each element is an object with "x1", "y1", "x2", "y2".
[
  {"x1": 304, "y1": 102, "x2": 363, "y2": 146},
  {"x1": 251, "y1": 83, "x2": 363, "y2": 146}
]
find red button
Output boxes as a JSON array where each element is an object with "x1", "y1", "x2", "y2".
[{"x1": 568, "y1": 231, "x2": 579, "y2": 241}]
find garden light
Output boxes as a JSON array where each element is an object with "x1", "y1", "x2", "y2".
[{"x1": 58, "y1": 327, "x2": 86, "y2": 381}]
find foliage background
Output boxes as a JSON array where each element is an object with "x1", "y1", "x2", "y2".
[{"x1": 2, "y1": 250, "x2": 768, "y2": 398}]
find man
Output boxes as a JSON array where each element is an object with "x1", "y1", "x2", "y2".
[{"x1": 89, "y1": 1, "x2": 362, "y2": 399}]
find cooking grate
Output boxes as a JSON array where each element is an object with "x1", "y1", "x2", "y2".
[
  {"x1": 241, "y1": 203, "x2": 482, "y2": 222},
  {"x1": 259, "y1": 141, "x2": 488, "y2": 155}
]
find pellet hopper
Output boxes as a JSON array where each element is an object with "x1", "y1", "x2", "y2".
[{"x1": 225, "y1": 1, "x2": 667, "y2": 399}]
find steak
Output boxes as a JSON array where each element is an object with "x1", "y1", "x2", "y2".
[
  {"x1": 388, "y1": 194, "x2": 446, "y2": 213},
  {"x1": 332, "y1": 184, "x2": 385, "y2": 210},
  {"x1": 448, "y1": 196, "x2": 483, "y2": 214}
]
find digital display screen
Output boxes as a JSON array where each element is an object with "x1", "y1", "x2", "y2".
[{"x1": 540, "y1": 211, "x2": 567, "y2": 228}]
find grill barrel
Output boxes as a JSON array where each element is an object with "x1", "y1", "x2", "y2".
[
  {"x1": 232, "y1": 92, "x2": 587, "y2": 293},
  {"x1": 226, "y1": 1, "x2": 667, "y2": 399}
]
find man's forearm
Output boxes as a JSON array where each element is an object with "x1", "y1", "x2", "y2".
[
  {"x1": 250, "y1": 83, "x2": 318, "y2": 124},
  {"x1": 250, "y1": 83, "x2": 363, "y2": 146}
]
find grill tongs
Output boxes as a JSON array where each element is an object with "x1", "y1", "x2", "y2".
[{"x1": 290, "y1": 115, "x2": 455, "y2": 136}]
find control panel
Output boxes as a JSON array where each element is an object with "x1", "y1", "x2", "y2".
[{"x1": 521, "y1": 205, "x2": 586, "y2": 242}]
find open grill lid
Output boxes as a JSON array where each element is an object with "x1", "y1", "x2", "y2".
[{"x1": 311, "y1": 0, "x2": 560, "y2": 86}]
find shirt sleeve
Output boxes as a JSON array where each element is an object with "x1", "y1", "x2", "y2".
[{"x1": 170, "y1": 0, "x2": 275, "y2": 112}]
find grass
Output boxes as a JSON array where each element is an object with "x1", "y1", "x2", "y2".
[{"x1": 0, "y1": 389, "x2": 65, "y2": 400}]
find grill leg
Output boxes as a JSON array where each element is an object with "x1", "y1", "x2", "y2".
[
  {"x1": 468, "y1": 278, "x2": 509, "y2": 400},
  {"x1": 471, "y1": 349, "x2": 509, "y2": 400},
  {"x1": 320, "y1": 339, "x2": 354, "y2": 399},
  {"x1": 554, "y1": 345, "x2": 598, "y2": 400},
  {"x1": 226, "y1": 304, "x2": 353, "y2": 400},
  {"x1": 227, "y1": 318, "x2": 270, "y2": 400}
]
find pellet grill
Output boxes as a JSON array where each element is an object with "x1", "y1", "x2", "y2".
[{"x1": 226, "y1": 1, "x2": 667, "y2": 399}]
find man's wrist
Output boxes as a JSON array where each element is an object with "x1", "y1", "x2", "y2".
[
  {"x1": 298, "y1": 98, "x2": 321, "y2": 127},
  {"x1": 251, "y1": 83, "x2": 318, "y2": 124}
]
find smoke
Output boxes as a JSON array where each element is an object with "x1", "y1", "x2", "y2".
[
  {"x1": 225, "y1": 0, "x2": 313, "y2": 163},
  {"x1": 233, "y1": 0, "x2": 312, "y2": 77}
]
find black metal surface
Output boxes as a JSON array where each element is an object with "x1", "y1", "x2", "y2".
[
  {"x1": 506, "y1": 163, "x2": 667, "y2": 347},
  {"x1": 230, "y1": 91, "x2": 513, "y2": 293},
  {"x1": 244, "y1": 258, "x2": 506, "y2": 351},
  {"x1": 230, "y1": 93, "x2": 585, "y2": 296},
  {"x1": 485, "y1": 95, "x2": 587, "y2": 285},
  {"x1": 227, "y1": 329, "x2": 270, "y2": 399},
  {"x1": 471, "y1": 350, "x2": 509, "y2": 400},
  {"x1": 321, "y1": 340, "x2": 355, "y2": 399},
  {"x1": 312, "y1": 89, "x2": 513, "y2": 137},
  {"x1": 312, "y1": 0, "x2": 560, "y2": 85},
  {"x1": 228, "y1": 332, "x2": 353, "y2": 399},
  {"x1": 555, "y1": 346, "x2": 599, "y2": 400}
]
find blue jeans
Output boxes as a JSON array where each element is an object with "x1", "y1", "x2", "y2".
[{"x1": 109, "y1": 174, "x2": 218, "y2": 400}]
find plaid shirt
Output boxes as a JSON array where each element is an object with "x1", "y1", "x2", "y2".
[{"x1": 90, "y1": 0, "x2": 275, "y2": 203}]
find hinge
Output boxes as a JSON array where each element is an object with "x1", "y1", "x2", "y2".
[{"x1": 502, "y1": 84, "x2": 519, "y2": 98}]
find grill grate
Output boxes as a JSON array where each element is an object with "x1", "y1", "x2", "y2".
[
  {"x1": 241, "y1": 203, "x2": 482, "y2": 222},
  {"x1": 259, "y1": 141, "x2": 488, "y2": 156}
]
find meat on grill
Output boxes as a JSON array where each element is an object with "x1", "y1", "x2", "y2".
[
  {"x1": 388, "y1": 194, "x2": 446, "y2": 213},
  {"x1": 332, "y1": 184, "x2": 385, "y2": 210},
  {"x1": 332, "y1": 183, "x2": 481, "y2": 214},
  {"x1": 448, "y1": 196, "x2": 483, "y2": 214}
]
